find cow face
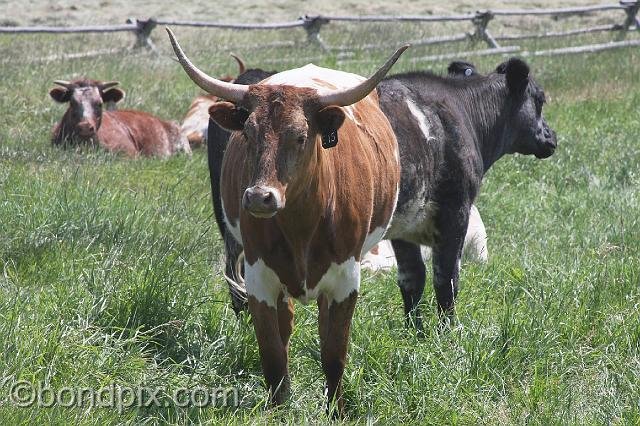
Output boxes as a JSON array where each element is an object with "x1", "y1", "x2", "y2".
[
  {"x1": 167, "y1": 27, "x2": 406, "y2": 218},
  {"x1": 49, "y1": 80, "x2": 125, "y2": 139},
  {"x1": 210, "y1": 87, "x2": 345, "y2": 218},
  {"x1": 500, "y1": 59, "x2": 557, "y2": 159}
]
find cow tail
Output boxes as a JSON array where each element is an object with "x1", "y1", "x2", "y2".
[{"x1": 222, "y1": 250, "x2": 247, "y2": 304}]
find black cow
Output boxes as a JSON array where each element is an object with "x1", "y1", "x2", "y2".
[
  {"x1": 207, "y1": 67, "x2": 276, "y2": 314},
  {"x1": 377, "y1": 58, "x2": 557, "y2": 327}
]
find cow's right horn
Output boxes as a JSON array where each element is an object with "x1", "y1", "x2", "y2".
[
  {"x1": 166, "y1": 28, "x2": 248, "y2": 103},
  {"x1": 318, "y1": 44, "x2": 410, "y2": 107}
]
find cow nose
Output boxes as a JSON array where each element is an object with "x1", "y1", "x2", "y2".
[
  {"x1": 77, "y1": 121, "x2": 96, "y2": 136},
  {"x1": 242, "y1": 186, "x2": 282, "y2": 218},
  {"x1": 545, "y1": 128, "x2": 557, "y2": 147}
]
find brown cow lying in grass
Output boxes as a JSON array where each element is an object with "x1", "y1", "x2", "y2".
[{"x1": 49, "y1": 79, "x2": 190, "y2": 157}]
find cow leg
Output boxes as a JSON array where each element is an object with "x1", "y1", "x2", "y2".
[
  {"x1": 432, "y1": 205, "x2": 469, "y2": 322},
  {"x1": 390, "y1": 239, "x2": 426, "y2": 329},
  {"x1": 318, "y1": 292, "x2": 358, "y2": 418},
  {"x1": 248, "y1": 294, "x2": 291, "y2": 405},
  {"x1": 278, "y1": 295, "x2": 294, "y2": 357}
]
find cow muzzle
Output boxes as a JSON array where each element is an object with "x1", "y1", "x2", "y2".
[
  {"x1": 535, "y1": 126, "x2": 557, "y2": 159},
  {"x1": 242, "y1": 186, "x2": 283, "y2": 218},
  {"x1": 76, "y1": 121, "x2": 97, "y2": 137}
]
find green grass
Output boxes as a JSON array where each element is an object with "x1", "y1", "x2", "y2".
[{"x1": 1, "y1": 22, "x2": 639, "y2": 425}]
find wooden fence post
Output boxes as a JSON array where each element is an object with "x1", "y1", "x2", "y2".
[
  {"x1": 302, "y1": 15, "x2": 329, "y2": 50},
  {"x1": 472, "y1": 11, "x2": 500, "y2": 48},
  {"x1": 616, "y1": 1, "x2": 640, "y2": 40},
  {"x1": 127, "y1": 18, "x2": 157, "y2": 51}
]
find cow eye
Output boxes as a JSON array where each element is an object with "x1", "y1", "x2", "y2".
[{"x1": 297, "y1": 136, "x2": 305, "y2": 145}]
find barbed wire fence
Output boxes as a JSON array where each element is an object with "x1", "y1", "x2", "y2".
[{"x1": 0, "y1": 1, "x2": 638, "y2": 64}]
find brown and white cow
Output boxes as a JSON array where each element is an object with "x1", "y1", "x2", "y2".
[
  {"x1": 180, "y1": 54, "x2": 247, "y2": 148},
  {"x1": 49, "y1": 79, "x2": 191, "y2": 157},
  {"x1": 168, "y1": 28, "x2": 407, "y2": 414}
]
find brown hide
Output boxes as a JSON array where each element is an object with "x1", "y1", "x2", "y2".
[
  {"x1": 50, "y1": 78, "x2": 189, "y2": 157},
  {"x1": 53, "y1": 109, "x2": 188, "y2": 158}
]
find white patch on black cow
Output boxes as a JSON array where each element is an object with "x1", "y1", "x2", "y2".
[
  {"x1": 362, "y1": 204, "x2": 489, "y2": 272},
  {"x1": 405, "y1": 99, "x2": 435, "y2": 143}
]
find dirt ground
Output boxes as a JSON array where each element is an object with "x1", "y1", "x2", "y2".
[{"x1": 0, "y1": 1, "x2": 616, "y2": 26}]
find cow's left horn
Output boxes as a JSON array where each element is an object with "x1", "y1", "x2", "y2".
[
  {"x1": 318, "y1": 45, "x2": 410, "y2": 107},
  {"x1": 230, "y1": 53, "x2": 246, "y2": 75},
  {"x1": 98, "y1": 81, "x2": 120, "y2": 90},
  {"x1": 166, "y1": 27, "x2": 248, "y2": 103}
]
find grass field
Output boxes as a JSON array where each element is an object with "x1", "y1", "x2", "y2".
[{"x1": 1, "y1": 3, "x2": 640, "y2": 424}]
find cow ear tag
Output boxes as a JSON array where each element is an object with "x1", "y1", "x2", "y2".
[{"x1": 322, "y1": 130, "x2": 338, "y2": 149}]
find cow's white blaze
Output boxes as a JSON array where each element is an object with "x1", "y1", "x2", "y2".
[
  {"x1": 74, "y1": 87, "x2": 101, "y2": 123},
  {"x1": 245, "y1": 257, "x2": 283, "y2": 308},
  {"x1": 405, "y1": 99, "x2": 434, "y2": 142}
]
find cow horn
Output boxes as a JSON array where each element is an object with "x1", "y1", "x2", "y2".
[
  {"x1": 98, "y1": 81, "x2": 120, "y2": 90},
  {"x1": 230, "y1": 53, "x2": 246, "y2": 75},
  {"x1": 53, "y1": 80, "x2": 74, "y2": 89},
  {"x1": 318, "y1": 45, "x2": 410, "y2": 107},
  {"x1": 166, "y1": 27, "x2": 248, "y2": 103}
]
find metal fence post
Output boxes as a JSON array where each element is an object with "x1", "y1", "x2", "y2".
[
  {"x1": 127, "y1": 18, "x2": 157, "y2": 51},
  {"x1": 616, "y1": 1, "x2": 640, "y2": 40},
  {"x1": 471, "y1": 11, "x2": 500, "y2": 48},
  {"x1": 302, "y1": 15, "x2": 330, "y2": 50}
]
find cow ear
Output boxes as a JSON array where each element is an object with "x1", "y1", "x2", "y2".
[
  {"x1": 494, "y1": 61, "x2": 508, "y2": 74},
  {"x1": 102, "y1": 88, "x2": 125, "y2": 104},
  {"x1": 316, "y1": 106, "x2": 345, "y2": 133},
  {"x1": 316, "y1": 106, "x2": 345, "y2": 149},
  {"x1": 505, "y1": 58, "x2": 530, "y2": 95},
  {"x1": 209, "y1": 102, "x2": 248, "y2": 131},
  {"x1": 49, "y1": 87, "x2": 71, "y2": 103}
]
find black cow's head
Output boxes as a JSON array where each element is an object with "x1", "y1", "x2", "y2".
[{"x1": 498, "y1": 58, "x2": 557, "y2": 159}]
